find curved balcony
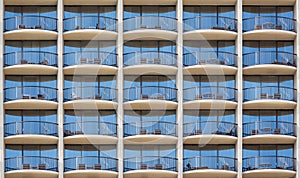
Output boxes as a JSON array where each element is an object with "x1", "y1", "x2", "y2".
[
  {"x1": 183, "y1": 16, "x2": 237, "y2": 40},
  {"x1": 184, "y1": 156, "x2": 237, "y2": 178},
  {"x1": 123, "y1": 51, "x2": 177, "y2": 75},
  {"x1": 123, "y1": 86, "x2": 177, "y2": 110},
  {"x1": 4, "y1": 51, "x2": 58, "y2": 75},
  {"x1": 5, "y1": 156, "x2": 58, "y2": 178},
  {"x1": 243, "y1": 86, "x2": 297, "y2": 109},
  {"x1": 4, "y1": 86, "x2": 58, "y2": 109},
  {"x1": 243, "y1": 51, "x2": 297, "y2": 75},
  {"x1": 64, "y1": 16, "x2": 117, "y2": 40},
  {"x1": 183, "y1": 86, "x2": 237, "y2": 109},
  {"x1": 64, "y1": 121, "x2": 117, "y2": 144},
  {"x1": 243, "y1": 16, "x2": 296, "y2": 40},
  {"x1": 64, "y1": 86, "x2": 117, "y2": 110},
  {"x1": 243, "y1": 156, "x2": 296, "y2": 178},
  {"x1": 243, "y1": 121, "x2": 296, "y2": 144},
  {"x1": 4, "y1": 16, "x2": 57, "y2": 40},
  {"x1": 63, "y1": 51, "x2": 117, "y2": 75},
  {"x1": 123, "y1": 16, "x2": 177, "y2": 40},
  {"x1": 124, "y1": 121, "x2": 177, "y2": 144},
  {"x1": 183, "y1": 121, "x2": 237, "y2": 144},
  {"x1": 4, "y1": 121, "x2": 58, "y2": 144},
  {"x1": 183, "y1": 51, "x2": 237, "y2": 75},
  {"x1": 64, "y1": 156, "x2": 117, "y2": 178},
  {"x1": 124, "y1": 156, "x2": 177, "y2": 178}
]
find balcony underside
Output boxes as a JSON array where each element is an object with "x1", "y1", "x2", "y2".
[
  {"x1": 5, "y1": 170, "x2": 58, "y2": 178},
  {"x1": 64, "y1": 0, "x2": 117, "y2": 5},
  {"x1": 124, "y1": 170, "x2": 177, "y2": 178},
  {"x1": 243, "y1": 100, "x2": 296, "y2": 109},
  {"x1": 124, "y1": 0, "x2": 177, "y2": 5},
  {"x1": 4, "y1": 30, "x2": 58, "y2": 40},
  {"x1": 184, "y1": 100, "x2": 237, "y2": 110},
  {"x1": 184, "y1": 169, "x2": 237, "y2": 178},
  {"x1": 4, "y1": 100, "x2": 58, "y2": 110},
  {"x1": 124, "y1": 65, "x2": 177, "y2": 75},
  {"x1": 184, "y1": 0, "x2": 237, "y2": 5},
  {"x1": 243, "y1": 169, "x2": 296, "y2": 178},
  {"x1": 243, "y1": 135, "x2": 296, "y2": 144},
  {"x1": 64, "y1": 170, "x2": 118, "y2": 178},
  {"x1": 5, "y1": 135, "x2": 58, "y2": 144},
  {"x1": 184, "y1": 65, "x2": 237, "y2": 75},
  {"x1": 63, "y1": 100, "x2": 117, "y2": 110},
  {"x1": 243, "y1": 30, "x2": 296, "y2": 40},
  {"x1": 124, "y1": 30, "x2": 177, "y2": 41},
  {"x1": 243, "y1": 64, "x2": 296, "y2": 75},
  {"x1": 184, "y1": 30, "x2": 237, "y2": 40},
  {"x1": 184, "y1": 135, "x2": 237, "y2": 145},
  {"x1": 123, "y1": 100, "x2": 178, "y2": 110},
  {"x1": 4, "y1": 0, "x2": 57, "y2": 5},
  {"x1": 64, "y1": 65, "x2": 117, "y2": 75},
  {"x1": 124, "y1": 135, "x2": 177, "y2": 145},
  {"x1": 4, "y1": 65, "x2": 58, "y2": 75},
  {"x1": 64, "y1": 135, "x2": 118, "y2": 145},
  {"x1": 64, "y1": 30, "x2": 117, "y2": 40},
  {"x1": 243, "y1": 0, "x2": 295, "y2": 5}
]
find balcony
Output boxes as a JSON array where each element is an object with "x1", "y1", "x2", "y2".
[
  {"x1": 123, "y1": 16, "x2": 177, "y2": 40},
  {"x1": 243, "y1": 121, "x2": 296, "y2": 144},
  {"x1": 183, "y1": 86, "x2": 237, "y2": 109},
  {"x1": 183, "y1": 51, "x2": 237, "y2": 75},
  {"x1": 63, "y1": 16, "x2": 117, "y2": 40},
  {"x1": 124, "y1": 156, "x2": 177, "y2": 178},
  {"x1": 4, "y1": 51, "x2": 58, "y2": 75},
  {"x1": 183, "y1": 16, "x2": 237, "y2": 40},
  {"x1": 4, "y1": 0, "x2": 58, "y2": 5},
  {"x1": 64, "y1": 121, "x2": 117, "y2": 144},
  {"x1": 243, "y1": 0, "x2": 295, "y2": 5},
  {"x1": 64, "y1": 0, "x2": 117, "y2": 5},
  {"x1": 243, "y1": 86, "x2": 297, "y2": 109},
  {"x1": 5, "y1": 156, "x2": 58, "y2": 178},
  {"x1": 243, "y1": 16, "x2": 296, "y2": 40},
  {"x1": 63, "y1": 51, "x2": 117, "y2": 75},
  {"x1": 243, "y1": 51, "x2": 297, "y2": 75},
  {"x1": 4, "y1": 16, "x2": 57, "y2": 40},
  {"x1": 124, "y1": 121, "x2": 177, "y2": 144},
  {"x1": 183, "y1": 156, "x2": 237, "y2": 178},
  {"x1": 243, "y1": 156, "x2": 296, "y2": 178},
  {"x1": 4, "y1": 121, "x2": 58, "y2": 144},
  {"x1": 183, "y1": 121, "x2": 237, "y2": 144},
  {"x1": 123, "y1": 51, "x2": 177, "y2": 75},
  {"x1": 123, "y1": 86, "x2": 177, "y2": 110},
  {"x1": 4, "y1": 86, "x2": 58, "y2": 109},
  {"x1": 64, "y1": 156, "x2": 117, "y2": 178},
  {"x1": 63, "y1": 86, "x2": 117, "y2": 109}
]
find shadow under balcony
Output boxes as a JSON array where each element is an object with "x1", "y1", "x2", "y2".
[
  {"x1": 183, "y1": 121, "x2": 237, "y2": 144},
  {"x1": 123, "y1": 86, "x2": 177, "y2": 110},
  {"x1": 243, "y1": 51, "x2": 296, "y2": 75},
  {"x1": 243, "y1": 16, "x2": 296, "y2": 40},
  {"x1": 5, "y1": 156, "x2": 58, "y2": 178},
  {"x1": 4, "y1": 86, "x2": 58, "y2": 110},
  {"x1": 183, "y1": 16, "x2": 237, "y2": 40},
  {"x1": 243, "y1": 156, "x2": 296, "y2": 178},
  {"x1": 63, "y1": 51, "x2": 117, "y2": 75},
  {"x1": 243, "y1": 86, "x2": 297, "y2": 109},
  {"x1": 4, "y1": 51, "x2": 58, "y2": 75},
  {"x1": 243, "y1": 121, "x2": 296, "y2": 144},
  {"x1": 4, "y1": 121, "x2": 58, "y2": 144},
  {"x1": 124, "y1": 121, "x2": 177, "y2": 144},
  {"x1": 183, "y1": 51, "x2": 237, "y2": 75},
  {"x1": 4, "y1": 16, "x2": 58, "y2": 40},
  {"x1": 183, "y1": 156, "x2": 237, "y2": 178},
  {"x1": 183, "y1": 86, "x2": 237, "y2": 109},
  {"x1": 63, "y1": 86, "x2": 117, "y2": 110},
  {"x1": 63, "y1": 16, "x2": 117, "y2": 40},
  {"x1": 124, "y1": 156, "x2": 177, "y2": 178},
  {"x1": 64, "y1": 156, "x2": 118, "y2": 178},
  {"x1": 123, "y1": 16, "x2": 177, "y2": 40}
]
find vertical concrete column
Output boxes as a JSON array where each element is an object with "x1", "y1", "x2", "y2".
[
  {"x1": 236, "y1": 0, "x2": 243, "y2": 178},
  {"x1": 117, "y1": 0, "x2": 124, "y2": 177},
  {"x1": 0, "y1": 0, "x2": 4, "y2": 177},
  {"x1": 57, "y1": 0, "x2": 64, "y2": 177}
]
